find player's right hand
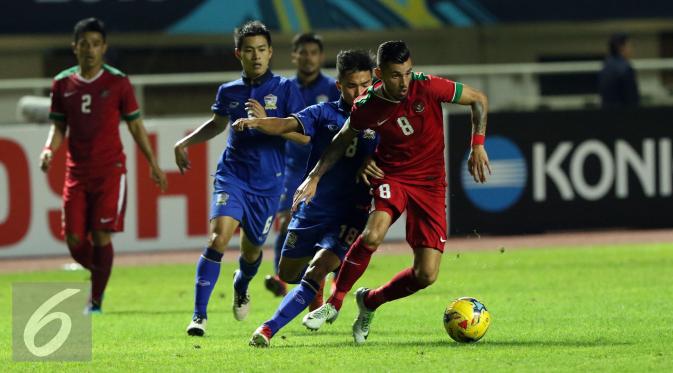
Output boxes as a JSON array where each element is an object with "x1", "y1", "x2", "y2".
[
  {"x1": 174, "y1": 143, "x2": 190, "y2": 175},
  {"x1": 39, "y1": 148, "x2": 53, "y2": 172},
  {"x1": 231, "y1": 118, "x2": 255, "y2": 132},
  {"x1": 292, "y1": 176, "x2": 319, "y2": 212}
]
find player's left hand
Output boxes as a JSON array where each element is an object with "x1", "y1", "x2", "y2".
[
  {"x1": 150, "y1": 164, "x2": 168, "y2": 191},
  {"x1": 245, "y1": 99, "x2": 267, "y2": 118},
  {"x1": 357, "y1": 156, "x2": 384, "y2": 186},
  {"x1": 467, "y1": 145, "x2": 491, "y2": 183}
]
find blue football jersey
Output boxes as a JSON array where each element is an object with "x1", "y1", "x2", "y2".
[
  {"x1": 285, "y1": 72, "x2": 341, "y2": 171},
  {"x1": 211, "y1": 70, "x2": 305, "y2": 196},
  {"x1": 291, "y1": 99, "x2": 377, "y2": 220}
]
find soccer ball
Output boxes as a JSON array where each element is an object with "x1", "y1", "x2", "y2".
[{"x1": 443, "y1": 297, "x2": 491, "y2": 343}]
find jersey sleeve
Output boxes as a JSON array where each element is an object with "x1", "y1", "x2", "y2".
[
  {"x1": 348, "y1": 105, "x2": 369, "y2": 132},
  {"x1": 211, "y1": 84, "x2": 231, "y2": 117},
  {"x1": 427, "y1": 75, "x2": 463, "y2": 103},
  {"x1": 284, "y1": 81, "x2": 306, "y2": 115},
  {"x1": 291, "y1": 104, "x2": 322, "y2": 137},
  {"x1": 120, "y1": 77, "x2": 141, "y2": 121},
  {"x1": 48, "y1": 79, "x2": 66, "y2": 123}
]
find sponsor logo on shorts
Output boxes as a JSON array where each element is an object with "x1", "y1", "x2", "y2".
[
  {"x1": 216, "y1": 193, "x2": 229, "y2": 206},
  {"x1": 100, "y1": 217, "x2": 114, "y2": 224},
  {"x1": 439, "y1": 237, "x2": 447, "y2": 243}
]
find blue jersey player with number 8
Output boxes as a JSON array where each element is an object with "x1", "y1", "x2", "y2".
[{"x1": 230, "y1": 49, "x2": 378, "y2": 347}]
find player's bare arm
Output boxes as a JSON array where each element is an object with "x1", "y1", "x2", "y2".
[
  {"x1": 174, "y1": 113, "x2": 229, "y2": 174},
  {"x1": 458, "y1": 84, "x2": 491, "y2": 183},
  {"x1": 127, "y1": 117, "x2": 168, "y2": 191},
  {"x1": 231, "y1": 115, "x2": 310, "y2": 145},
  {"x1": 40, "y1": 121, "x2": 66, "y2": 172},
  {"x1": 292, "y1": 120, "x2": 358, "y2": 210}
]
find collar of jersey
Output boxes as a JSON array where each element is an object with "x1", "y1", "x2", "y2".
[
  {"x1": 75, "y1": 67, "x2": 104, "y2": 84},
  {"x1": 337, "y1": 97, "x2": 351, "y2": 113},
  {"x1": 242, "y1": 70, "x2": 273, "y2": 86}
]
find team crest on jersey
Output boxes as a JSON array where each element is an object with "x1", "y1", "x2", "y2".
[
  {"x1": 413, "y1": 100, "x2": 424, "y2": 113},
  {"x1": 229, "y1": 101, "x2": 240, "y2": 109},
  {"x1": 315, "y1": 94, "x2": 329, "y2": 103},
  {"x1": 215, "y1": 193, "x2": 229, "y2": 206},
  {"x1": 363, "y1": 129, "x2": 376, "y2": 140},
  {"x1": 285, "y1": 232, "x2": 298, "y2": 248},
  {"x1": 100, "y1": 90, "x2": 110, "y2": 98},
  {"x1": 327, "y1": 124, "x2": 339, "y2": 131},
  {"x1": 264, "y1": 94, "x2": 278, "y2": 110}
]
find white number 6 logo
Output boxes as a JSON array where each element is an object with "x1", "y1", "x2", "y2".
[{"x1": 24, "y1": 288, "x2": 81, "y2": 357}]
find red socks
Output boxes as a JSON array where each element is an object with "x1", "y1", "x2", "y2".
[
  {"x1": 364, "y1": 267, "x2": 426, "y2": 311},
  {"x1": 91, "y1": 243, "x2": 114, "y2": 304},
  {"x1": 328, "y1": 236, "x2": 375, "y2": 310}
]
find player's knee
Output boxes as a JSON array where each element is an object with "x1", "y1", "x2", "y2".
[
  {"x1": 361, "y1": 231, "x2": 383, "y2": 249},
  {"x1": 66, "y1": 234, "x2": 81, "y2": 249},
  {"x1": 278, "y1": 267, "x2": 302, "y2": 284},
  {"x1": 413, "y1": 268, "x2": 437, "y2": 288},
  {"x1": 304, "y1": 263, "x2": 329, "y2": 283},
  {"x1": 207, "y1": 233, "x2": 228, "y2": 253}
]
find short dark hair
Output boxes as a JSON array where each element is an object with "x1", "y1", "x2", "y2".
[
  {"x1": 292, "y1": 32, "x2": 324, "y2": 52},
  {"x1": 73, "y1": 17, "x2": 106, "y2": 43},
  {"x1": 336, "y1": 49, "x2": 375, "y2": 79},
  {"x1": 377, "y1": 40, "x2": 410, "y2": 68},
  {"x1": 609, "y1": 32, "x2": 630, "y2": 57},
  {"x1": 234, "y1": 20, "x2": 272, "y2": 49}
]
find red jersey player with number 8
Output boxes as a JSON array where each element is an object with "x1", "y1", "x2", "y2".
[{"x1": 295, "y1": 40, "x2": 491, "y2": 343}]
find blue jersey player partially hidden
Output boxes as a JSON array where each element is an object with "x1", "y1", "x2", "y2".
[
  {"x1": 265, "y1": 33, "x2": 340, "y2": 302},
  {"x1": 231, "y1": 50, "x2": 378, "y2": 347},
  {"x1": 174, "y1": 21, "x2": 306, "y2": 337}
]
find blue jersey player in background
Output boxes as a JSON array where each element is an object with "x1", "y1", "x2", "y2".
[
  {"x1": 265, "y1": 33, "x2": 340, "y2": 303},
  {"x1": 174, "y1": 21, "x2": 305, "y2": 337},
  {"x1": 230, "y1": 49, "x2": 377, "y2": 347}
]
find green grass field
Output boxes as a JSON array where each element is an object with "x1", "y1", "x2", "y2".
[{"x1": 2, "y1": 243, "x2": 672, "y2": 372}]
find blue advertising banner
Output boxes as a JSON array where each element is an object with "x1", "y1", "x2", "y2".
[{"x1": 448, "y1": 108, "x2": 673, "y2": 235}]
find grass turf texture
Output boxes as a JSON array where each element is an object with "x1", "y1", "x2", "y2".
[{"x1": 1, "y1": 243, "x2": 672, "y2": 372}]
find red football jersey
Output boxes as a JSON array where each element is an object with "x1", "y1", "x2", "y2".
[
  {"x1": 49, "y1": 64, "x2": 140, "y2": 172},
  {"x1": 349, "y1": 72, "x2": 462, "y2": 185}
]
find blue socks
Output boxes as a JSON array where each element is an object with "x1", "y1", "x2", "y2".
[
  {"x1": 273, "y1": 230, "x2": 286, "y2": 274},
  {"x1": 194, "y1": 248, "x2": 223, "y2": 318},
  {"x1": 264, "y1": 278, "x2": 319, "y2": 336},
  {"x1": 233, "y1": 252, "x2": 263, "y2": 295}
]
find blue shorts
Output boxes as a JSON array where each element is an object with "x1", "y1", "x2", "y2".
[
  {"x1": 281, "y1": 212, "x2": 368, "y2": 261},
  {"x1": 210, "y1": 183, "x2": 279, "y2": 246},
  {"x1": 277, "y1": 165, "x2": 306, "y2": 212}
]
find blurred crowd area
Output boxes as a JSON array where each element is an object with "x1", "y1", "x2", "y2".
[{"x1": 1, "y1": 0, "x2": 673, "y2": 121}]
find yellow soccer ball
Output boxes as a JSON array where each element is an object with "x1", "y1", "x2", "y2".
[{"x1": 443, "y1": 297, "x2": 491, "y2": 343}]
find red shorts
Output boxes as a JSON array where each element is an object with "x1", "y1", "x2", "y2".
[
  {"x1": 62, "y1": 166, "x2": 127, "y2": 238},
  {"x1": 371, "y1": 178, "x2": 447, "y2": 252}
]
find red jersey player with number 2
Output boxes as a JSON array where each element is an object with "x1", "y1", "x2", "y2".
[
  {"x1": 40, "y1": 18, "x2": 167, "y2": 314},
  {"x1": 295, "y1": 40, "x2": 491, "y2": 343}
]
